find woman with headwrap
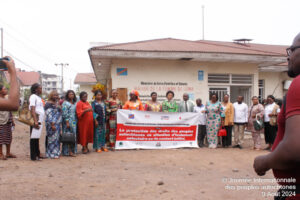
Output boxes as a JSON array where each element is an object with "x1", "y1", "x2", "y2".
[{"x1": 123, "y1": 90, "x2": 144, "y2": 111}]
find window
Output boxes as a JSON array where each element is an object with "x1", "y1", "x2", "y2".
[
  {"x1": 209, "y1": 87, "x2": 229, "y2": 102},
  {"x1": 259, "y1": 80, "x2": 265, "y2": 103},
  {"x1": 208, "y1": 74, "x2": 230, "y2": 83},
  {"x1": 231, "y1": 74, "x2": 252, "y2": 84},
  {"x1": 208, "y1": 74, "x2": 252, "y2": 85}
]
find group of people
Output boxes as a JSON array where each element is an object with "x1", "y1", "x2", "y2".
[
  {"x1": 0, "y1": 32, "x2": 299, "y2": 198},
  {"x1": 120, "y1": 89, "x2": 281, "y2": 151},
  {"x1": 0, "y1": 83, "x2": 281, "y2": 160},
  {"x1": 26, "y1": 84, "x2": 123, "y2": 161}
]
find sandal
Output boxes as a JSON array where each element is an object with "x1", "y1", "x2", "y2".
[
  {"x1": 69, "y1": 153, "x2": 76, "y2": 157},
  {"x1": 6, "y1": 154, "x2": 17, "y2": 158},
  {"x1": 102, "y1": 148, "x2": 109, "y2": 152},
  {"x1": 97, "y1": 149, "x2": 102, "y2": 153},
  {"x1": 82, "y1": 148, "x2": 88, "y2": 154}
]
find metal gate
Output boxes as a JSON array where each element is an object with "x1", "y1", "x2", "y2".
[{"x1": 208, "y1": 87, "x2": 229, "y2": 102}]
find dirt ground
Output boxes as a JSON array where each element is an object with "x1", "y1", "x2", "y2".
[{"x1": 0, "y1": 121, "x2": 279, "y2": 200}]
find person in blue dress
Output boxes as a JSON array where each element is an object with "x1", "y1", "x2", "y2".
[
  {"x1": 92, "y1": 90, "x2": 108, "y2": 153},
  {"x1": 45, "y1": 91, "x2": 62, "y2": 159},
  {"x1": 62, "y1": 90, "x2": 78, "y2": 156}
]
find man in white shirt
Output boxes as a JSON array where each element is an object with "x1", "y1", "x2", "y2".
[
  {"x1": 179, "y1": 93, "x2": 194, "y2": 112},
  {"x1": 233, "y1": 96, "x2": 248, "y2": 149},
  {"x1": 193, "y1": 98, "x2": 206, "y2": 147}
]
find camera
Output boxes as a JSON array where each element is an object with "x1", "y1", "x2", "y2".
[{"x1": 0, "y1": 57, "x2": 10, "y2": 71}]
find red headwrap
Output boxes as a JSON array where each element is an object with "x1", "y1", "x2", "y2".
[{"x1": 130, "y1": 90, "x2": 140, "y2": 100}]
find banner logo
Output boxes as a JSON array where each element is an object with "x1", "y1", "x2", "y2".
[
  {"x1": 128, "y1": 114, "x2": 135, "y2": 119},
  {"x1": 161, "y1": 116, "x2": 169, "y2": 120}
]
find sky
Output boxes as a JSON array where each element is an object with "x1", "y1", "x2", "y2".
[{"x1": 0, "y1": 0, "x2": 299, "y2": 90}]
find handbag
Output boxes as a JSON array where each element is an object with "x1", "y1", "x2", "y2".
[
  {"x1": 18, "y1": 102, "x2": 39, "y2": 126},
  {"x1": 253, "y1": 114, "x2": 264, "y2": 131},
  {"x1": 60, "y1": 130, "x2": 76, "y2": 143},
  {"x1": 269, "y1": 104, "x2": 279, "y2": 126},
  {"x1": 218, "y1": 127, "x2": 227, "y2": 136}
]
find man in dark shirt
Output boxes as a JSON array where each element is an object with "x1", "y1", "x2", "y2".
[{"x1": 253, "y1": 33, "x2": 300, "y2": 199}]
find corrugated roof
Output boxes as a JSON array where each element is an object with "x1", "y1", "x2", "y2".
[
  {"x1": 74, "y1": 73, "x2": 97, "y2": 84},
  {"x1": 5, "y1": 69, "x2": 40, "y2": 86},
  {"x1": 196, "y1": 40, "x2": 287, "y2": 56},
  {"x1": 91, "y1": 38, "x2": 287, "y2": 56}
]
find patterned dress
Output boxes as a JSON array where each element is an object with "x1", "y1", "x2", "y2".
[
  {"x1": 162, "y1": 100, "x2": 178, "y2": 112},
  {"x1": 45, "y1": 102, "x2": 62, "y2": 158},
  {"x1": 92, "y1": 101, "x2": 106, "y2": 150},
  {"x1": 247, "y1": 103, "x2": 264, "y2": 149},
  {"x1": 205, "y1": 101, "x2": 224, "y2": 148},
  {"x1": 106, "y1": 98, "x2": 122, "y2": 146},
  {"x1": 0, "y1": 112, "x2": 13, "y2": 145},
  {"x1": 144, "y1": 101, "x2": 162, "y2": 112},
  {"x1": 62, "y1": 101, "x2": 77, "y2": 155}
]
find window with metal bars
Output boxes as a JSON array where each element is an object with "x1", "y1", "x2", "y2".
[
  {"x1": 208, "y1": 74, "x2": 252, "y2": 85},
  {"x1": 259, "y1": 80, "x2": 265, "y2": 103},
  {"x1": 208, "y1": 74, "x2": 230, "y2": 83},
  {"x1": 231, "y1": 74, "x2": 252, "y2": 84}
]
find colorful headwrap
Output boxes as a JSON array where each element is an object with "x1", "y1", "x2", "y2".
[{"x1": 130, "y1": 90, "x2": 140, "y2": 100}]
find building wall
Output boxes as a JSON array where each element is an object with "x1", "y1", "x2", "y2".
[
  {"x1": 110, "y1": 59, "x2": 258, "y2": 104},
  {"x1": 79, "y1": 84, "x2": 94, "y2": 102},
  {"x1": 259, "y1": 72, "x2": 291, "y2": 100},
  {"x1": 41, "y1": 75, "x2": 62, "y2": 94}
]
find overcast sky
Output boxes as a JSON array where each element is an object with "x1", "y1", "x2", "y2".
[{"x1": 1, "y1": 0, "x2": 299, "y2": 90}]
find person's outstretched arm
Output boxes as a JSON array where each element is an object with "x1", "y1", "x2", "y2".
[
  {"x1": 254, "y1": 115, "x2": 300, "y2": 176},
  {"x1": 0, "y1": 57, "x2": 19, "y2": 111}
]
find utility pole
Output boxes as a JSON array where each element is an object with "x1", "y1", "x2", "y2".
[
  {"x1": 1, "y1": 28, "x2": 3, "y2": 57},
  {"x1": 202, "y1": 5, "x2": 205, "y2": 40},
  {"x1": 55, "y1": 63, "x2": 68, "y2": 94}
]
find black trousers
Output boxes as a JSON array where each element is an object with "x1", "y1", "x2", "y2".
[
  {"x1": 222, "y1": 126, "x2": 233, "y2": 147},
  {"x1": 30, "y1": 126, "x2": 40, "y2": 160},
  {"x1": 197, "y1": 125, "x2": 206, "y2": 147},
  {"x1": 264, "y1": 122, "x2": 277, "y2": 144}
]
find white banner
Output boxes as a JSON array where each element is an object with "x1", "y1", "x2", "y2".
[{"x1": 116, "y1": 110, "x2": 200, "y2": 149}]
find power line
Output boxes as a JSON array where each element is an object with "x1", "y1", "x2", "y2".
[
  {"x1": 3, "y1": 49, "x2": 38, "y2": 71},
  {"x1": 0, "y1": 18, "x2": 53, "y2": 58},
  {"x1": 4, "y1": 31, "x2": 56, "y2": 64}
]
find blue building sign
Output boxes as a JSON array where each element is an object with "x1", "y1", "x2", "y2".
[{"x1": 198, "y1": 70, "x2": 204, "y2": 81}]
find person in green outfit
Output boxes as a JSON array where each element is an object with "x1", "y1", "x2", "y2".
[{"x1": 162, "y1": 91, "x2": 178, "y2": 112}]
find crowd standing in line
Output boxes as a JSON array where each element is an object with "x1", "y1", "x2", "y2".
[{"x1": 1, "y1": 78, "x2": 283, "y2": 161}]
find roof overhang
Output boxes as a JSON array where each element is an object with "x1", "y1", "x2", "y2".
[
  {"x1": 259, "y1": 65, "x2": 288, "y2": 72},
  {"x1": 89, "y1": 49, "x2": 287, "y2": 83}
]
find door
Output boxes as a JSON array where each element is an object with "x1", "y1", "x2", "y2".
[
  {"x1": 230, "y1": 86, "x2": 251, "y2": 106},
  {"x1": 117, "y1": 88, "x2": 128, "y2": 105},
  {"x1": 208, "y1": 87, "x2": 230, "y2": 102}
]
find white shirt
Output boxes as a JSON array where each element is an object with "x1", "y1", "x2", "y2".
[
  {"x1": 29, "y1": 94, "x2": 45, "y2": 122},
  {"x1": 233, "y1": 102, "x2": 248, "y2": 123},
  {"x1": 193, "y1": 105, "x2": 206, "y2": 125},
  {"x1": 264, "y1": 102, "x2": 277, "y2": 122}
]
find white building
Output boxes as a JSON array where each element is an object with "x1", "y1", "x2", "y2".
[
  {"x1": 40, "y1": 73, "x2": 62, "y2": 95},
  {"x1": 88, "y1": 38, "x2": 290, "y2": 105}
]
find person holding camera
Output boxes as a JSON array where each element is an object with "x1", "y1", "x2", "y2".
[{"x1": 0, "y1": 57, "x2": 20, "y2": 111}]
